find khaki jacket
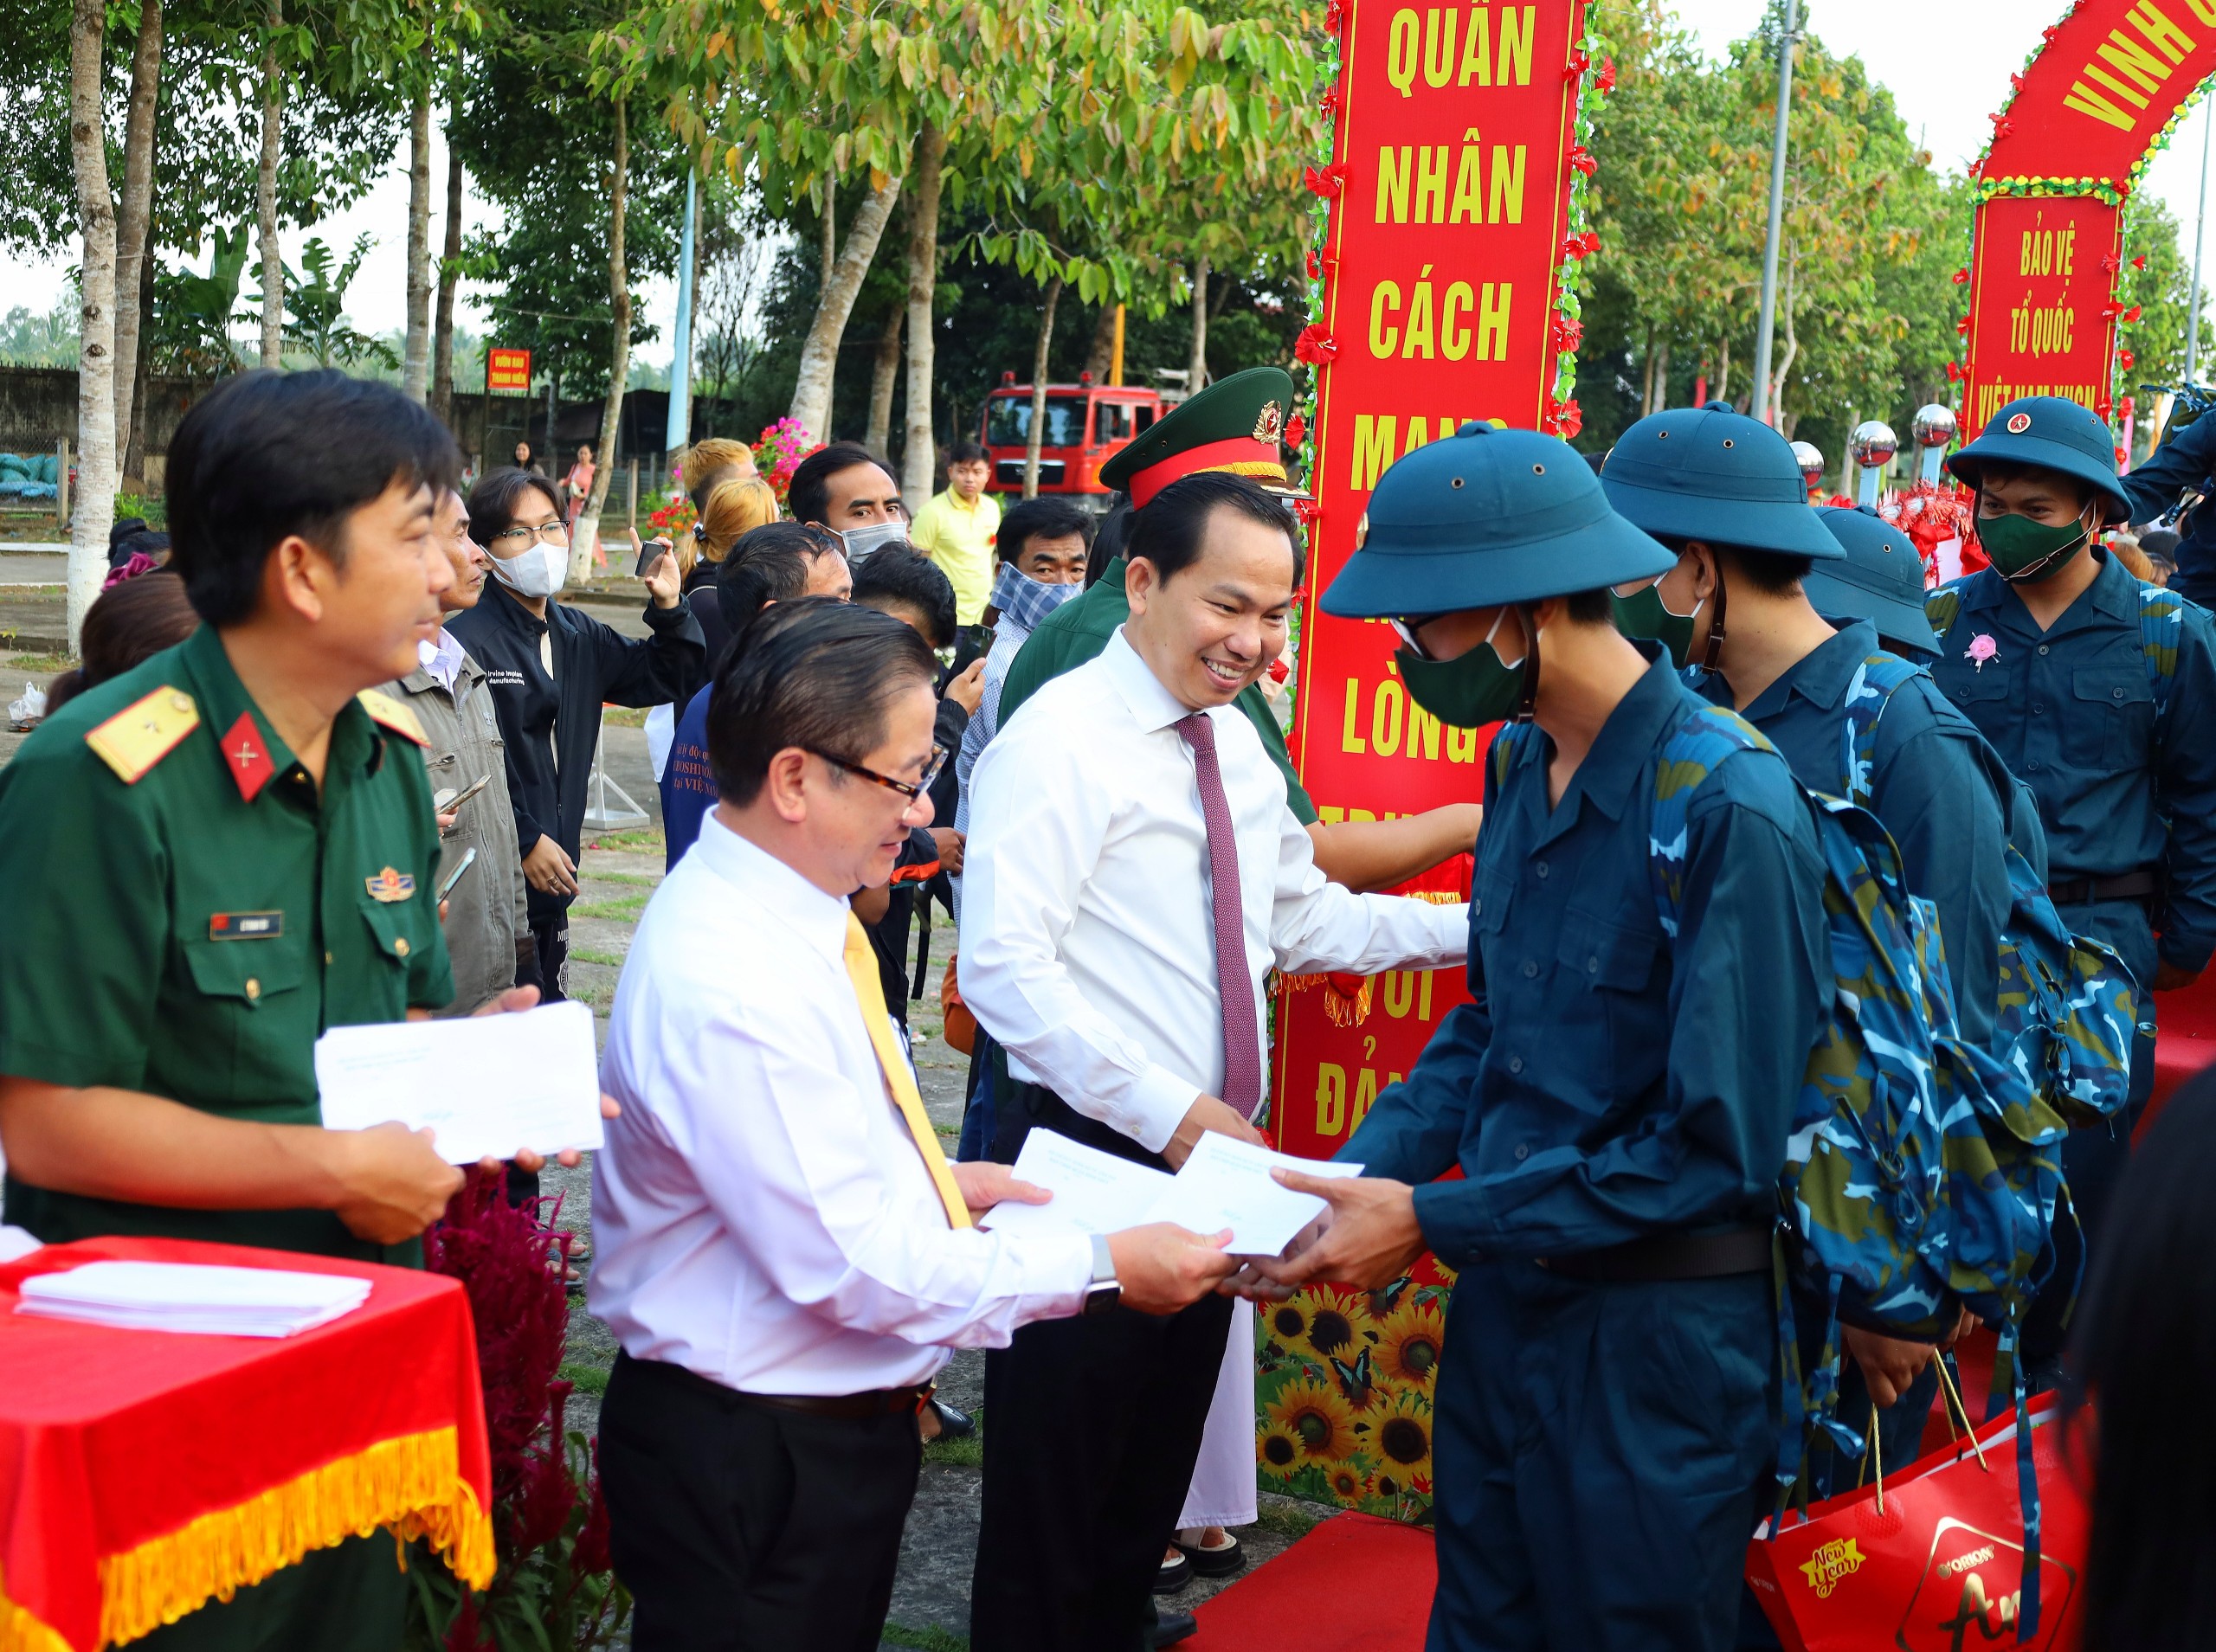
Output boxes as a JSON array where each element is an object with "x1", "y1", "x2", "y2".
[{"x1": 380, "y1": 645, "x2": 531, "y2": 1014}]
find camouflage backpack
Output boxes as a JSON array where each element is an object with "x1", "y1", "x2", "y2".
[{"x1": 1835, "y1": 649, "x2": 2136, "y2": 1134}]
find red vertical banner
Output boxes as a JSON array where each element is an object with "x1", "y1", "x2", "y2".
[
  {"x1": 1960, "y1": 196, "x2": 2123, "y2": 442},
  {"x1": 1276, "y1": 0, "x2": 1594, "y2": 1161},
  {"x1": 1250, "y1": 0, "x2": 1599, "y2": 1528}
]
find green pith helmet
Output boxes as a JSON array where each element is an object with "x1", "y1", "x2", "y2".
[
  {"x1": 1098, "y1": 367, "x2": 1303, "y2": 505},
  {"x1": 1945, "y1": 396, "x2": 2131, "y2": 525},
  {"x1": 1323, "y1": 423, "x2": 1672, "y2": 619},
  {"x1": 1807, "y1": 506, "x2": 1940, "y2": 653},
  {"x1": 1601, "y1": 404, "x2": 1846, "y2": 559}
]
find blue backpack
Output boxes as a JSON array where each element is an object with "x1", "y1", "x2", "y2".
[{"x1": 1834, "y1": 652, "x2": 2137, "y2": 1133}]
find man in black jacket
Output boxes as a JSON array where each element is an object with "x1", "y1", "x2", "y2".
[
  {"x1": 453, "y1": 468, "x2": 705, "y2": 1002},
  {"x1": 2123, "y1": 403, "x2": 2216, "y2": 606}
]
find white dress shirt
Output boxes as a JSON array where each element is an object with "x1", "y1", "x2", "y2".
[
  {"x1": 961, "y1": 627, "x2": 1470, "y2": 1154},
  {"x1": 590, "y1": 813, "x2": 1092, "y2": 1394}
]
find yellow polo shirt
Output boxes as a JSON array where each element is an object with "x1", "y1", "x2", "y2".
[{"x1": 908, "y1": 487, "x2": 1002, "y2": 627}]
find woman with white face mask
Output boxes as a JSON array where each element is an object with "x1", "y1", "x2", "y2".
[{"x1": 448, "y1": 469, "x2": 705, "y2": 1068}]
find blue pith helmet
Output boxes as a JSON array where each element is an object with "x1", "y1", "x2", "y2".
[
  {"x1": 1600, "y1": 403, "x2": 1846, "y2": 560},
  {"x1": 1944, "y1": 395, "x2": 2131, "y2": 524},
  {"x1": 1321, "y1": 423, "x2": 1672, "y2": 618},
  {"x1": 1807, "y1": 505, "x2": 1939, "y2": 653}
]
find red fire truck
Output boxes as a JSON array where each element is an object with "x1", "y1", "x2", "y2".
[{"x1": 979, "y1": 372, "x2": 1168, "y2": 508}]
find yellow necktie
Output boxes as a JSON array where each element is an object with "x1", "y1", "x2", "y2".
[{"x1": 843, "y1": 913, "x2": 972, "y2": 1230}]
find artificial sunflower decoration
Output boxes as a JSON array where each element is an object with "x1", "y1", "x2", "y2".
[
  {"x1": 1256, "y1": 1424, "x2": 1303, "y2": 1479},
  {"x1": 1266, "y1": 1376, "x2": 1361, "y2": 1461},
  {"x1": 1299, "y1": 1285, "x2": 1366, "y2": 1360},
  {"x1": 1267, "y1": 1300, "x2": 1311, "y2": 1346},
  {"x1": 1374, "y1": 1301, "x2": 1446, "y2": 1392},
  {"x1": 1326, "y1": 1463, "x2": 1372, "y2": 1503},
  {"x1": 1373, "y1": 1388, "x2": 1434, "y2": 1482}
]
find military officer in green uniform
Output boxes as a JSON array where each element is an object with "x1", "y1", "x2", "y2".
[{"x1": 0, "y1": 370, "x2": 593, "y2": 1650}]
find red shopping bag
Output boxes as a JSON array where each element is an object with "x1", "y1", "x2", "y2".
[{"x1": 1745, "y1": 1393, "x2": 2091, "y2": 1650}]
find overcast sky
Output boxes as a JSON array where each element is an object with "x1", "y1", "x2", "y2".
[{"x1": 7, "y1": 1, "x2": 2213, "y2": 366}]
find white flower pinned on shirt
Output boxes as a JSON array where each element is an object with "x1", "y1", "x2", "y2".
[{"x1": 1965, "y1": 633, "x2": 2000, "y2": 672}]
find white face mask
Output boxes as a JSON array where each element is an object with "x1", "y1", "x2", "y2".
[{"x1": 489, "y1": 541, "x2": 566, "y2": 600}]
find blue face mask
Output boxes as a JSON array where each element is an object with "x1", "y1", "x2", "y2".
[{"x1": 991, "y1": 562, "x2": 1084, "y2": 630}]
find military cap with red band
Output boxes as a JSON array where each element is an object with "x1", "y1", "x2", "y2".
[{"x1": 1098, "y1": 365, "x2": 1309, "y2": 506}]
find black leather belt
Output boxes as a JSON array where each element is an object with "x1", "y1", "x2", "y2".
[
  {"x1": 1536, "y1": 1225, "x2": 1773, "y2": 1282},
  {"x1": 2049, "y1": 869, "x2": 2161, "y2": 908},
  {"x1": 616, "y1": 1350, "x2": 933, "y2": 1417}
]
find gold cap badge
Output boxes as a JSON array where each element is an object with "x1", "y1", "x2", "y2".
[{"x1": 1253, "y1": 401, "x2": 1286, "y2": 445}]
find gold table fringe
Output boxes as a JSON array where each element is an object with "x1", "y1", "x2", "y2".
[{"x1": 1, "y1": 1425, "x2": 494, "y2": 1652}]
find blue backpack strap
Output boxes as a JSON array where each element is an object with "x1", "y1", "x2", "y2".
[
  {"x1": 1649, "y1": 704, "x2": 1775, "y2": 936},
  {"x1": 2139, "y1": 584, "x2": 2183, "y2": 739},
  {"x1": 1836, "y1": 653, "x2": 1924, "y2": 808},
  {"x1": 1924, "y1": 582, "x2": 1966, "y2": 643}
]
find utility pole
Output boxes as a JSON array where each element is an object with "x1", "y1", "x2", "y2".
[
  {"x1": 665, "y1": 173, "x2": 699, "y2": 464},
  {"x1": 2188, "y1": 99, "x2": 2213, "y2": 383},
  {"x1": 1750, "y1": 0, "x2": 1797, "y2": 427}
]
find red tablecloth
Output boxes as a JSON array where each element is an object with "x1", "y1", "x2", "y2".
[{"x1": 0, "y1": 1237, "x2": 493, "y2": 1652}]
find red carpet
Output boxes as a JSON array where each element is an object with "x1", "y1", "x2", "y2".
[{"x1": 1191, "y1": 1512, "x2": 1435, "y2": 1650}]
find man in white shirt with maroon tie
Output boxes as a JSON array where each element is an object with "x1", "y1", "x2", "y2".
[
  {"x1": 589, "y1": 598, "x2": 1241, "y2": 1652},
  {"x1": 960, "y1": 472, "x2": 1472, "y2": 1651}
]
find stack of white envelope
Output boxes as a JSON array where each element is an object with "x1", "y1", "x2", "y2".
[{"x1": 16, "y1": 1261, "x2": 371, "y2": 1338}]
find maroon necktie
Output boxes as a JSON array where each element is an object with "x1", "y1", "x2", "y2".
[{"x1": 1175, "y1": 711, "x2": 1263, "y2": 1120}]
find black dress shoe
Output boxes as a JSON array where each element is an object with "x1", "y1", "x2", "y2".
[
  {"x1": 927, "y1": 1398, "x2": 975, "y2": 1439},
  {"x1": 1150, "y1": 1609, "x2": 1198, "y2": 1647},
  {"x1": 1152, "y1": 1552, "x2": 1193, "y2": 1595}
]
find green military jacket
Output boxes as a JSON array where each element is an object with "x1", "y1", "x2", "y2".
[
  {"x1": 0, "y1": 624, "x2": 454, "y2": 1261},
  {"x1": 995, "y1": 556, "x2": 1320, "y2": 825}
]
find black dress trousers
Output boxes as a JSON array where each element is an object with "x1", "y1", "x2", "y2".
[
  {"x1": 599, "y1": 1352, "x2": 924, "y2": 1652},
  {"x1": 969, "y1": 1080, "x2": 1235, "y2": 1652}
]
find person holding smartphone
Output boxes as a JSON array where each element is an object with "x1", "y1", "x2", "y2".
[{"x1": 376, "y1": 487, "x2": 533, "y2": 1015}]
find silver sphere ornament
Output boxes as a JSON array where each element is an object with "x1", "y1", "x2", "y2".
[
  {"x1": 1789, "y1": 440, "x2": 1825, "y2": 488},
  {"x1": 1911, "y1": 404, "x2": 1958, "y2": 449},
  {"x1": 1850, "y1": 420, "x2": 1899, "y2": 468}
]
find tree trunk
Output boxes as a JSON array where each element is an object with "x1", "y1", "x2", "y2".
[
  {"x1": 1083, "y1": 302, "x2": 1117, "y2": 383},
  {"x1": 866, "y1": 305, "x2": 903, "y2": 454},
  {"x1": 1186, "y1": 257, "x2": 1210, "y2": 394},
  {"x1": 112, "y1": 0, "x2": 161, "y2": 476},
  {"x1": 574, "y1": 96, "x2": 629, "y2": 582},
  {"x1": 788, "y1": 177, "x2": 900, "y2": 444},
  {"x1": 1652, "y1": 337, "x2": 1671, "y2": 414},
  {"x1": 1639, "y1": 326, "x2": 1656, "y2": 415},
  {"x1": 900, "y1": 120, "x2": 949, "y2": 505},
  {"x1": 1715, "y1": 335, "x2": 1730, "y2": 404},
  {"x1": 255, "y1": 0, "x2": 283, "y2": 368},
  {"x1": 68, "y1": 0, "x2": 118, "y2": 649},
  {"x1": 123, "y1": 247, "x2": 154, "y2": 481},
  {"x1": 401, "y1": 41, "x2": 434, "y2": 402},
  {"x1": 1767, "y1": 260, "x2": 1797, "y2": 427},
  {"x1": 1023, "y1": 275, "x2": 1063, "y2": 499},
  {"x1": 430, "y1": 61, "x2": 464, "y2": 428}
]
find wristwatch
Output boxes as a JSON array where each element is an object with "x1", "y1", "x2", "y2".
[{"x1": 1082, "y1": 1233, "x2": 1122, "y2": 1316}]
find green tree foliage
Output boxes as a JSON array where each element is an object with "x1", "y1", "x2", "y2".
[
  {"x1": 451, "y1": 0, "x2": 682, "y2": 404},
  {"x1": 282, "y1": 233, "x2": 401, "y2": 368},
  {"x1": 1575, "y1": 0, "x2": 2179, "y2": 482}
]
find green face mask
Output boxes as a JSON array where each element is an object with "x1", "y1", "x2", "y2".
[
  {"x1": 1397, "y1": 610, "x2": 1528, "y2": 729},
  {"x1": 1611, "y1": 577, "x2": 1706, "y2": 669},
  {"x1": 1978, "y1": 511, "x2": 2090, "y2": 583}
]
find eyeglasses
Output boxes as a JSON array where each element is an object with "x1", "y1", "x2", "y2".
[
  {"x1": 808, "y1": 744, "x2": 949, "y2": 801},
  {"x1": 1391, "y1": 614, "x2": 1446, "y2": 659},
  {"x1": 491, "y1": 520, "x2": 570, "y2": 549}
]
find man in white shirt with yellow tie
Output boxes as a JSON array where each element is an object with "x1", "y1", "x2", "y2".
[
  {"x1": 959, "y1": 472, "x2": 1472, "y2": 1652},
  {"x1": 589, "y1": 598, "x2": 1240, "y2": 1652}
]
